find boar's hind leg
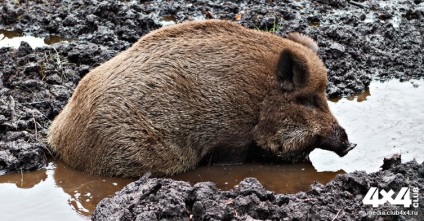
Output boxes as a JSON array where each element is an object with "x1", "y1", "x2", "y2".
[
  {"x1": 200, "y1": 144, "x2": 252, "y2": 165},
  {"x1": 86, "y1": 107, "x2": 199, "y2": 177},
  {"x1": 123, "y1": 137, "x2": 200, "y2": 177}
]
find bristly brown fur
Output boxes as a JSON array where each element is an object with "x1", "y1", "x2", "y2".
[
  {"x1": 48, "y1": 20, "x2": 352, "y2": 178},
  {"x1": 287, "y1": 32, "x2": 319, "y2": 53}
]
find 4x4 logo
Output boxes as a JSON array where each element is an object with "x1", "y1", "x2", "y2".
[{"x1": 363, "y1": 187, "x2": 419, "y2": 208}]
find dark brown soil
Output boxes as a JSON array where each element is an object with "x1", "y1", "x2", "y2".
[
  {"x1": 92, "y1": 159, "x2": 423, "y2": 221},
  {"x1": 1, "y1": 0, "x2": 423, "y2": 175},
  {"x1": 0, "y1": 1, "x2": 423, "y2": 219}
]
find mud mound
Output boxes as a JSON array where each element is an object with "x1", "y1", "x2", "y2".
[
  {"x1": 0, "y1": 41, "x2": 78, "y2": 174},
  {"x1": 92, "y1": 160, "x2": 423, "y2": 221}
]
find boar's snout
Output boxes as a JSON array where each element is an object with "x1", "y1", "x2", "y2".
[
  {"x1": 318, "y1": 126, "x2": 356, "y2": 157},
  {"x1": 336, "y1": 142, "x2": 356, "y2": 157}
]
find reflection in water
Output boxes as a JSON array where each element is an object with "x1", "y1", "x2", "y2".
[
  {"x1": 0, "y1": 30, "x2": 23, "y2": 38},
  {"x1": 311, "y1": 79, "x2": 424, "y2": 173},
  {"x1": 159, "y1": 15, "x2": 177, "y2": 26},
  {"x1": 0, "y1": 160, "x2": 342, "y2": 220},
  {"x1": 329, "y1": 87, "x2": 371, "y2": 103},
  {"x1": 346, "y1": 87, "x2": 371, "y2": 102},
  {"x1": 308, "y1": 21, "x2": 321, "y2": 27},
  {"x1": 0, "y1": 30, "x2": 73, "y2": 49},
  {"x1": 0, "y1": 168, "x2": 47, "y2": 189},
  {"x1": 53, "y1": 161, "x2": 135, "y2": 217},
  {"x1": 44, "y1": 35, "x2": 73, "y2": 45},
  {"x1": 0, "y1": 160, "x2": 134, "y2": 221},
  {"x1": 171, "y1": 163, "x2": 343, "y2": 193},
  {"x1": 0, "y1": 163, "x2": 82, "y2": 221}
]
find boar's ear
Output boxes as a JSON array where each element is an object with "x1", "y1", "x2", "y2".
[
  {"x1": 276, "y1": 48, "x2": 309, "y2": 92},
  {"x1": 287, "y1": 32, "x2": 319, "y2": 53}
]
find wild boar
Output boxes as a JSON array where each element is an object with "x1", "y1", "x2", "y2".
[{"x1": 48, "y1": 20, "x2": 355, "y2": 177}]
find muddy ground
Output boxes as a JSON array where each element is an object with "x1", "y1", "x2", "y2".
[
  {"x1": 0, "y1": 0, "x2": 423, "y2": 219},
  {"x1": 0, "y1": 0, "x2": 423, "y2": 176},
  {"x1": 92, "y1": 158, "x2": 423, "y2": 221}
]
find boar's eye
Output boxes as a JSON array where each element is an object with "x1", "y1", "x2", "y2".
[{"x1": 296, "y1": 96, "x2": 319, "y2": 108}]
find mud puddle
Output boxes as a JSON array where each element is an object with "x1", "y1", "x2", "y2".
[
  {"x1": 310, "y1": 78, "x2": 424, "y2": 173},
  {"x1": 158, "y1": 15, "x2": 177, "y2": 26},
  {"x1": 170, "y1": 163, "x2": 343, "y2": 193},
  {"x1": 0, "y1": 160, "x2": 134, "y2": 221},
  {"x1": 0, "y1": 160, "x2": 342, "y2": 220},
  {"x1": 0, "y1": 30, "x2": 72, "y2": 49}
]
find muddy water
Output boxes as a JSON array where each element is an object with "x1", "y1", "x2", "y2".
[
  {"x1": 0, "y1": 160, "x2": 341, "y2": 221},
  {"x1": 310, "y1": 79, "x2": 424, "y2": 173},
  {"x1": 0, "y1": 30, "x2": 72, "y2": 49},
  {"x1": 159, "y1": 15, "x2": 178, "y2": 26},
  {"x1": 0, "y1": 161, "x2": 134, "y2": 221},
  {"x1": 171, "y1": 163, "x2": 343, "y2": 193},
  {"x1": 0, "y1": 79, "x2": 423, "y2": 220}
]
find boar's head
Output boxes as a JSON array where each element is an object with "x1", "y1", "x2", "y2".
[{"x1": 253, "y1": 42, "x2": 356, "y2": 162}]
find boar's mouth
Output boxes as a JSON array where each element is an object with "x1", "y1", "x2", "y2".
[
  {"x1": 316, "y1": 135, "x2": 357, "y2": 157},
  {"x1": 335, "y1": 142, "x2": 356, "y2": 157}
]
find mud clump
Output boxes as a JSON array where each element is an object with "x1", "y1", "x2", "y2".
[
  {"x1": 381, "y1": 153, "x2": 402, "y2": 170},
  {"x1": 93, "y1": 160, "x2": 424, "y2": 220}
]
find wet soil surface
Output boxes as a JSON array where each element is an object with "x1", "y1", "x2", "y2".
[
  {"x1": 0, "y1": 0, "x2": 423, "y2": 219},
  {"x1": 0, "y1": 160, "x2": 340, "y2": 221},
  {"x1": 0, "y1": 0, "x2": 423, "y2": 177},
  {"x1": 93, "y1": 159, "x2": 423, "y2": 221}
]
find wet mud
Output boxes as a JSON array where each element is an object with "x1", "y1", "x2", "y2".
[
  {"x1": 0, "y1": 0, "x2": 422, "y2": 177},
  {"x1": 93, "y1": 159, "x2": 424, "y2": 221},
  {"x1": 0, "y1": 0, "x2": 423, "y2": 220}
]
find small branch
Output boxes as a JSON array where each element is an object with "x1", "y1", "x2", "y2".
[
  {"x1": 332, "y1": 209, "x2": 342, "y2": 221},
  {"x1": 32, "y1": 112, "x2": 38, "y2": 140},
  {"x1": 22, "y1": 101, "x2": 47, "y2": 105},
  {"x1": 349, "y1": 1, "x2": 369, "y2": 9}
]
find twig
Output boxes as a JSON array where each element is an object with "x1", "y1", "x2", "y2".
[
  {"x1": 140, "y1": 183, "x2": 162, "y2": 198},
  {"x1": 32, "y1": 116, "x2": 56, "y2": 159},
  {"x1": 29, "y1": 114, "x2": 56, "y2": 159},
  {"x1": 37, "y1": 139, "x2": 56, "y2": 160},
  {"x1": 21, "y1": 101, "x2": 47, "y2": 105},
  {"x1": 349, "y1": 0, "x2": 369, "y2": 9},
  {"x1": 32, "y1": 112, "x2": 38, "y2": 140},
  {"x1": 234, "y1": 209, "x2": 239, "y2": 217},
  {"x1": 332, "y1": 209, "x2": 342, "y2": 221}
]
